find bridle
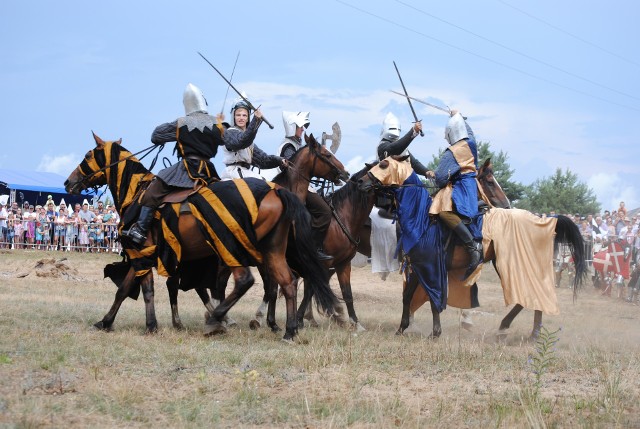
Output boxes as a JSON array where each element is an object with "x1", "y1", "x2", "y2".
[
  {"x1": 286, "y1": 144, "x2": 347, "y2": 187},
  {"x1": 67, "y1": 144, "x2": 161, "y2": 194}
]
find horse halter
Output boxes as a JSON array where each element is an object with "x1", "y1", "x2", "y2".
[{"x1": 309, "y1": 144, "x2": 347, "y2": 184}]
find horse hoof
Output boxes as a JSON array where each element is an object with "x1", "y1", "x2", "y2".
[
  {"x1": 204, "y1": 321, "x2": 227, "y2": 336},
  {"x1": 93, "y1": 321, "x2": 113, "y2": 332},
  {"x1": 270, "y1": 324, "x2": 282, "y2": 333},
  {"x1": 281, "y1": 337, "x2": 296, "y2": 345},
  {"x1": 461, "y1": 322, "x2": 474, "y2": 332},
  {"x1": 395, "y1": 329, "x2": 404, "y2": 336},
  {"x1": 355, "y1": 322, "x2": 366, "y2": 332},
  {"x1": 496, "y1": 330, "x2": 508, "y2": 341},
  {"x1": 249, "y1": 319, "x2": 261, "y2": 330},
  {"x1": 224, "y1": 316, "x2": 238, "y2": 328},
  {"x1": 145, "y1": 326, "x2": 158, "y2": 335}
]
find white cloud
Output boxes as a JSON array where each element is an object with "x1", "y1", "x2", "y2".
[
  {"x1": 588, "y1": 173, "x2": 640, "y2": 213},
  {"x1": 37, "y1": 153, "x2": 78, "y2": 175}
]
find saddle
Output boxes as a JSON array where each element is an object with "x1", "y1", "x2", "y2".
[{"x1": 160, "y1": 184, "x2": 205, "y2": 214}]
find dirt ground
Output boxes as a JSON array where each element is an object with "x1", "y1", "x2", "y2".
[{"x1": 1, "y1": 250, "x2": 640, "y2": 427}]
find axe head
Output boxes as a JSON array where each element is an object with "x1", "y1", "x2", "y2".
[{"x1": 321, "y1": 122, "x2": 342, "y2": 153}]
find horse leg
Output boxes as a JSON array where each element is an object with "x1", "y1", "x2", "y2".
[
  {"x1": 140, "y1": 273, "x2": 157, "y2": 334},
  {"x1": 336, "y1": 264, "x2": 364, "y2": 331},
  {"x1": 429, "y1": 299, "x2": 442, "y2": 339},
  {"x1": 530, "y1": 310, "x2": 542, "y2": 341},
  {"x1": 460, "y1": 309, "x2": 474, "y2": 331},
  {"x1": 497, "y1": 304, "x2": 524, "y2": 339},
  {"x1": 211, "y1": 266, "x2": 237, "y2": 327},
  {"x1": 302, "y1": 279, "x2": 320, "y2": 327},
  {"x1": 397, "y1": 273, "x2": 420, "y2": 335},
  {"x1": 166, "y1": 276, "x2": 184, "y2": 330},
  {"x1": 296, "y1": 278, "x2": 315, "y2": 330},
  {"x1": 259, "y1": 264, "x2": 281, "y2": 333},
  {"x1": 94, "y1": 268, "x2": 139, "y2": 332},
  {"x1": 204, "y1": 267, "x2": 254, "y2": 336}
]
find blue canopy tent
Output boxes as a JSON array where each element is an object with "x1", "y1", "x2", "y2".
[{"x1": 0, "y1": 169, "x2": 95, "y2": 208}]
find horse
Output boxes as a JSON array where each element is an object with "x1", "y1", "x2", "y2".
[
  {"x1": 265, "y1": 158, "x2": 512, "y2": 332},
  {"x1": 212, "y1": 133, "x2": 351, "y2": 332},
  {"x1": 64, "y1": 133, "x2": 340, "y2": 341},
  {"x1": 358, "y1": 155, "x2": 588, "y2": 340},
  {"x1": 592, "y1": 239, "x2": 632, "y2": 298},
  {"x1": 294, "y1": 157, "x2": 511, "y2": 331}
]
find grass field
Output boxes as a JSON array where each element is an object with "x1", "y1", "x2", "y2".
[{"x1": 1, "y1": 250, "x2": 639, "y2": 428}]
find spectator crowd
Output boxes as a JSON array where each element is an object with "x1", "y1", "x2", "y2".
[{"x1": 0, "y1": 195, "x2": 121, "y2": 253}]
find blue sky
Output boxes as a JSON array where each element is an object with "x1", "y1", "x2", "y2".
[{"x1": 2, "y1": 1, "x2": 639, "y2": 212}]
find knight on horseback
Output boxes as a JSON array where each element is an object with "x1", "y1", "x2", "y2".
[
  {"x1": 220, "y1": 99, "x2": 286, "y2": 180},
  {"x1": 122, "y1": 83, "x2": 225, "y2": 245},
  {"x1": 373, "y1": 112, "x2": 432, "y2": 278},
  {"x1": 430, "y1": 110, "x2": 482, "y2": 279},
  {"x1": 278, "y1": 111, "x2": 333, "y2": 261},
  {"x1": 376, "y1": 112, "x2": 430, "y2": 176}
]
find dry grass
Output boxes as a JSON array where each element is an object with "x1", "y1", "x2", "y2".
[{"x1": 1, "y1": 250, "x2": 640, "y2": 428}]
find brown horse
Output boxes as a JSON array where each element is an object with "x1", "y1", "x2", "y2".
[
  {"x1": 64, "y1": 133, "x2": 340, "y2": 341},
  {"x1": 358, "y1": 155, "x2": 587, "y2": 340},
  {"x1": 296, "y1": 158, "x2": 512, "y2": 331},
  {"x1": 167, "y1": 134, "x2": 349, "y2": 332},
  {"x1": 211, "y1": 134, "x2": 350, "y2": 332}
]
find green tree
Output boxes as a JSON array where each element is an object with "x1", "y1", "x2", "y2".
[
  {"x1": 426, "y1": 141, "x2": 526, "y2": 203},
  {"x1": 517, "y1": 168, "x2": 600, "y2": 215}
]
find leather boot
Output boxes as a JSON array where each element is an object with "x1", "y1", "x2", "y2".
[
  {"x1": 453, "y1": 223, "x2": 483, "y2": 279},
  {"x1": 122, "y1": 206, "x2": 154, "y2": 245},
  {"x1": 313, "y1": 230, "x2": 333, "y2": 262}
]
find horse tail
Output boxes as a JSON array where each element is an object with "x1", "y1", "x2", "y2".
[
  {"x1": 555, "y1": 214, "x2": 588, "y2": 300},
  {"x1": 275, "y1": 188, "x2": 340, "y2": 316}
]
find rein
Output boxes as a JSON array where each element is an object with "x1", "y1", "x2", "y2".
[
  {"x1": 76, "y1": 144, "x2": 161, "y2": 192},
  {"x1": 328, "y1": 199, "x2": 360, "y2": 246}
]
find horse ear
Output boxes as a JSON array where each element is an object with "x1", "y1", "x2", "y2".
[
  {"x1": 482, "y1": 158, "x2": 491, "y2": 168},
  {"x1": 306, "y1": 133, "x2": 317, "y2": 148},
  {"x1": 115, "y1": 138, "x2": 122, "y2": 145},
  {"x1": 92, "y1": 131, "x2": 105, "y2": 147}
]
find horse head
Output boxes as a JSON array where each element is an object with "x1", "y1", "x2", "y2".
[
  {"x1": 65, "y1": 132, "x2": 151, "y2": 211},
  {"x1": 303, "y1": 133, "x2": 350, "y2": 184},
  {"x1": 477, "y1": 158, "x2": 511, "y2": 209},
  {"x1": 64, "y1": 132, "x2": 122, "y2": 194},
  {"x1": 357, "y1": 155, "x2": 412, "y2": 192}
]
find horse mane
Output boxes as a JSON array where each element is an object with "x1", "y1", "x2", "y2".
[
  {"x1": 271, "y1": 145, "x2": 306, "y2": 187},
  {"x1": 99, "y1": 141, "x2": 153, "y2": 211},
  {"x1": 330, "y1": 165, "x2": 372, "y2": 213}
]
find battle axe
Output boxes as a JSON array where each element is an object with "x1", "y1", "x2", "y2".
[{"x1": 321, "y1": 122, "x2": 342, "y2": 154}]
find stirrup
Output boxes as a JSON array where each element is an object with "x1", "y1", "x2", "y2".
[
  {"x1": 316, "y1": 248, "x2": 333, "y2": 261},
  {"x1": 123, "y1": 224, "x2": 146, "y2": 245},
  {"x1": 462, "y1": 243, "x2": 482, "y2": 280}
]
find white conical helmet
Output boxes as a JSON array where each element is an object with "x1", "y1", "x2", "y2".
[
  {"x1": 380, "y1": 112, "x2": 401, "y2": 140},
  {"x1": 444, "y1": 112, "x2": 469, "y2": 145},
  {"x1": 282, "y1": 111, "x2": 310, "y2": 137},
  {"x1": 183, "y1": 83, "x2": 208, "y2": 115}
]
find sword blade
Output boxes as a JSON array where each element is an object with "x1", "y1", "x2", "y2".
[
  {"x1": 389, "y1": 90, "x2": 451, "y2": 114},
  {"x1": 220, "y1": 50, "x2": 241, "y2": 115},
  {"x1": 392, "y1": 61, "x2": 423, "y2": 136},
  {"x1": 198, "y1": 51, "x2": 274, "y2": 129}
]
